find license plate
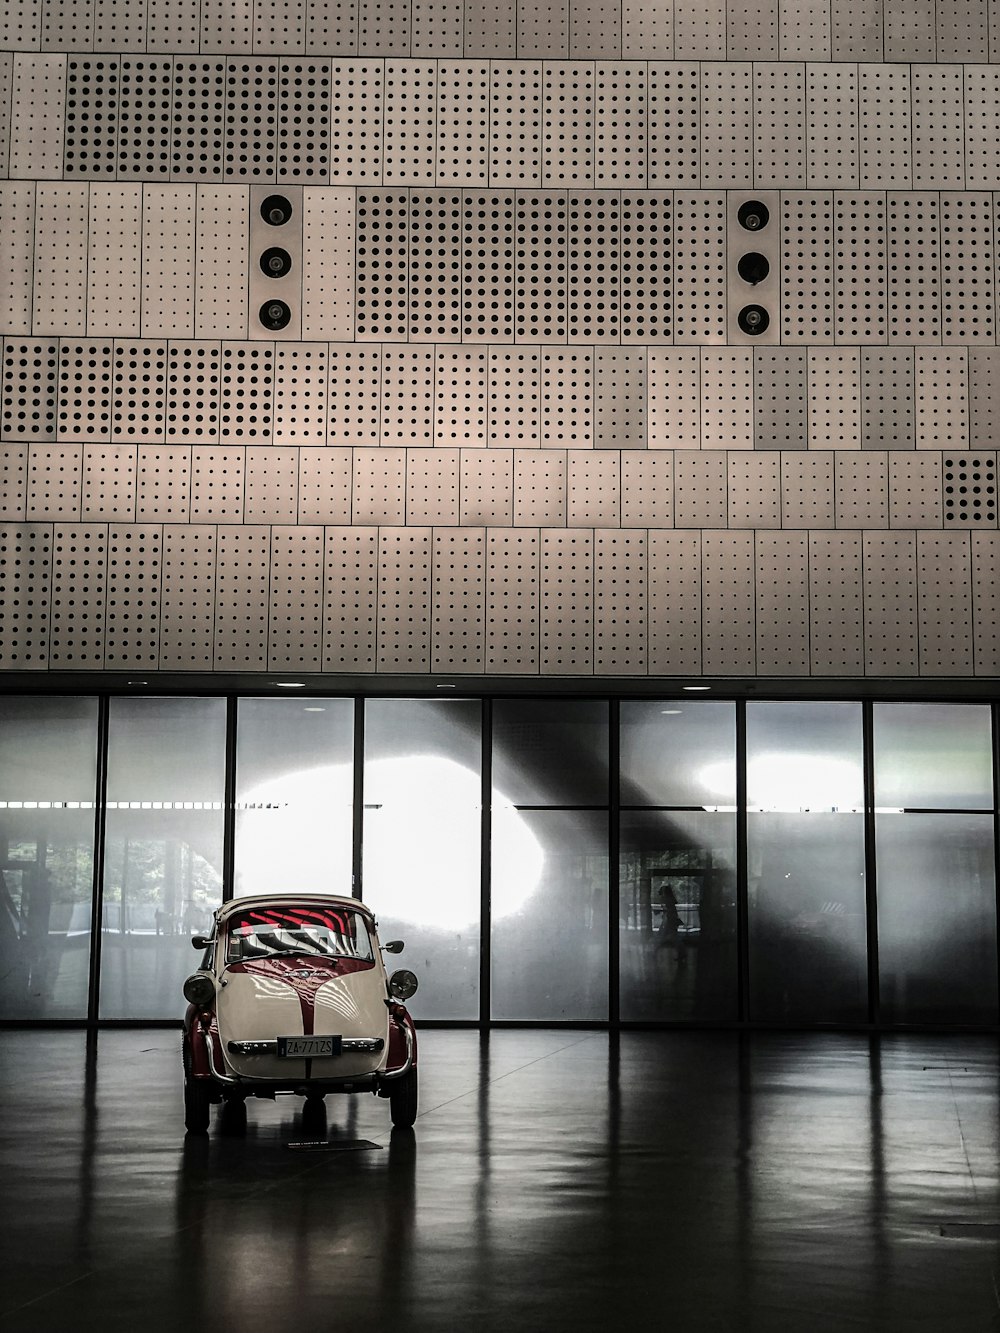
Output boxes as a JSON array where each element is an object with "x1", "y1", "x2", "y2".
[{"x1": 277, "y1": 1036, "x2": 342, "y2": 1058}]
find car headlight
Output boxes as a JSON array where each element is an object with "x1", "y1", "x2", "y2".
[
  {"x1": 183, "y1": 973, "x2": 215, "y2": 1007},
  {"x1": 388, "y1": 969, "x2": 418, "y2": 1001}
]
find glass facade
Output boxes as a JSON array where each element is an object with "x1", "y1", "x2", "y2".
[{"x1": 1, "y1": 694, "x2": 998, "y2": 1029}]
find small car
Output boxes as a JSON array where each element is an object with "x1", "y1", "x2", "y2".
[{"x1": 181, "y1": 894, "x2": 418, "y2": 1134}]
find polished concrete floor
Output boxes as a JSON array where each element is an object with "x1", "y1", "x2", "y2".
[{"x1": 2, "y1": 1030, "x2": 1000, "y2": 1332}]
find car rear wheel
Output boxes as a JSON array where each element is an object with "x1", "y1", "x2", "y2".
[
  {"x1": 389, "y1": 1068, "x2": 418, "y2": 1129},
  {"x1": 184, "y1": 1077, "x2": 211, "y2": 1134},
  {"x1": 220, "y1": 1095, "x2": 247, "y2": 1136}
]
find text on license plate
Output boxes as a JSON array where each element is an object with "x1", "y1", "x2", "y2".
[{"x1": 277, "y1": 1036, "x2": 342, "y2": 1058}]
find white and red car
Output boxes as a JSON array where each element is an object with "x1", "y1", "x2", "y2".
[{"x1": 182, "y1": 894, "x2": 418, "y2": 1134}]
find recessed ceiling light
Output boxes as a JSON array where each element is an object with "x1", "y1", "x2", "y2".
[
  {"x1": 660, "y1": 709, "x2": 682, "y2": 715},
  {"x1": 303, "y1": 706, "x2": 326, "y2": 712},
  {"x1": 127, "y1": 680, "x2": 149, "y2": 686},
  {"x1": 683, "y1": 685, "x2": 711, "y2": 692},
  {"x1": 276, "y1": 682, "x2": 305, "y2": 689},
  {"x1": 436, "y1": 683, "x2": 456, "y2": 689}
]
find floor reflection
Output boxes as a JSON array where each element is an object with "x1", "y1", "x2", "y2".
[{"x1": 1, "y1": 1030, "x2": 999, "y2": 1331}]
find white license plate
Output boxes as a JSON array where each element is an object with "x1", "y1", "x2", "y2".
[{"x1": 276, "y1": 1036, "x2": 341, "y2": 1058}]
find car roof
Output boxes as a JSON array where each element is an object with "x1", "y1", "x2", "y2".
[{"x1": 215, "y1": 894, "x2": 375, "y2": 924}]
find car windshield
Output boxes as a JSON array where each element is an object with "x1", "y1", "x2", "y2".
[{"x1": 225, "y1": 904, "x2": 375, "y2": 964}]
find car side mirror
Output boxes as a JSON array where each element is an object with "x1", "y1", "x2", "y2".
[
  {"x1": 191, "y1": 935, "x2": 212, "y2": 950},
  {"x1": 382, "y1": 940, "x2": 404, "y2": 954}
]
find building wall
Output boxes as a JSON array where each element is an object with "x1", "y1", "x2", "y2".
[{"x1": 2, "y1": 2, "x2": 1000, "y2": 680}]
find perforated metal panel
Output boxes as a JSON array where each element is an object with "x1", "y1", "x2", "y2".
[
  {"x1": 754, "y1": 350, "x2": 807, "y2": 449},
  {"x1": 781, "y1": 192, "x2": 834, "y2": 343},
  {"x1": 0, "y1": 448, "x2": 28, "y2": 520},
  {"x1": 518, "y1": 0, "x2": 570, "y2": 57},
  {"x1": 255, "y1": 0, "x2": 306, "y2": 52},
  {"x1": 911, "y1": 66, "x2": 965, "y2": 189},
  {"x1": 595, "y1": 65, "x2": 646, "y2": 186},
  {"x1": 435, "y1": 347, "x2": 489, "y2": 446},
  {"x1": 539, "y1": 528, "x2": 592, "y2": 673},
  {"x1": 195, "y1": 186, "x2": 249, "y2": 338},
  {"x1": 701, "y1": 64, "x2": 752, "y2": 189},
  {"x1": 755, "y1": 533, "x2": 809, "y2": 674},
  {"x1": 514, "y1": 449, "x2": 566, "y2": 524},
  {"x1": 298, "y1": 446, "x2": 352, "y2": 523},
  {"x1": 3, "y1": 340, "x2": 60, "y2": 442},
  {"x1": 782, "y1": 0, "x2": 832, "y2": 57},
  {"x1": 942, "y1": 452, "x2": 998, "y2": 527},
  {"x1": 81, "y1": 445, "x2": 137, "y2": 520},
  {"x1": 244, "y1": 445, "x2": 299, "y2": 522},
  {"x1": 938, "y1": 0, "x2": 989, "y2": 60},
  {"x1": 273, "y1": 343, "x2": 328, "y2": 443},
  {"x1": 701, "y1": 530, "x2": 754, "y2": 674},
  {"x1": 0, "y1": 524, "x2": 52, "y2": 670},
  {"x1": 623, "y1": 0, "x2": 673, "y2": 57},
  {"x1": 190, "y1": 446, "x2": 245, "y2": 521},
  {"x1": 673, "y1": 193, "x2": 726, "y2": 343},
  {"x1": 0, "y1": 54, "x2": 11, "y2": 180},
  {"x1": 674, "y1": 0, "x2": 725, "y2": 56},
  {"x1": 970, "y1": 350, "x2": 1000, "y2": 448},
  {"x1": 940, "y1": 194, "x2": 995, "y2": 345},
  {"x1": 1, "y1": 185, "x2": 35, "y2": 335},
  {"x1": 863, "y1": 530, "x2": 918, "y2": 675},
  {"x1": 49, "y1": 524, "x2": 107, "y2": 670},
  {"x1": 10, "y1": 56, "x2": 67, "y2": 180},
  {"x1": 136, "y1": 446, "x2": 191, "y2": 521},
  {"x1": 806, "y1": 65, "x2": 858, "y2": 188},
  {"x1": 465, "y1": 0, "x2": 516, "y2": 57},
  {"x1": 383, "y1": 62, "x2": 437, "y2": 184},
  {"x1": 831, "y1": 0, "x2": 883, "y2": 61},
  {"x1": 353, "y1": 447, "x2": 406, "y2": 524},
  {"x1": 87, "y1": 186, "x2": 141, "y2": 337},
  {"x1": 26, "y1": 444, "x2": 82, "y2": 521},
  {"x1": 647, "y1": 65, "x2": 700, "y2": 186},
  {"x1": 413, "y1": 0, "x2": 463, "y2": 55},
  {"x1": 460, "y1": 450, "x2": 513, "y2": 524},
  {"x1": 917, "y1": 532, "x2": 973, "y2": 674},
  {"x1": 58, "y1": 343, "x2": 114, "y2": 443},
  {"x1": 490, "y1": 65, "x2": 542, "y2": 185},
  {"x1": 437, "y1": 63, "x2": 489, "y2": 186},
  {"x1": 356, "y1": 192, "x2": 409, "y2": 340},
  {"x1": 462, "y1": 193, "x2": 516, "y2": 343},
  {"x1": 541, "y1": 349, "x2": 592, "y2": 445},
  {"x1": 171, "y1": 59, "x2": 227, "y2": 178},
  {"x1": 701, "y1": 349, "x2": 753, "y2": 449},
  {"x1": 485, "y1": 528, "x2": 538, "y2": 671},
  {"x1": 620, "y1": 193, "x2": 673, "y2": 344},
  {"x1": 327, "y1": 343, "x2": 380, "y2": 444},
  {"x1": 753, "y1": 63, "x2": 806, "y2": 188},
  {"x1": 358, "y1": 0, "x2": 410, "y2": 56},
  {"x1": 117, "y1": 59, "x2": 173, "y2": 181},
  {"x1": 834, "y1": 194, "x2": 886, "y2": 344},
  {"x1": 647, "y1": 529, "x2": 700, "y2": 673},
  {"x1": 220, "y1": 343, "x2": 274, "y2": 442},
  {"x1": 302, "y1": 187, "x2": 355, "y2": 340},
  {"x1": 104, "y1": 525, "x2": 162, "y2": 669},
  {"x1": 782, "y1": 452, "x2": 835, "y2": 527},
  {"x1": 326, "y1": 63, "x2": 383, "y2": 183},
  {"x1": 884, "y1": 0, "x2": 936, "y2": 59},
  {"x1": 808, "y1": 349, "x2": 861, "y2": 449},
  {"x1": 111, "y1": 341, "x2": 167, "y2": 444},
  {"x1": 307, "y1": 0, "x2": 358, "y2": 55},
  {"x1": 888, "y1": 453, "x2": 943, "y2": 527},
  {"x1": 323, "y1": 526, "x2": 378, "y2": 671},
  {"x1": 164, "y1": 342, "x2": 221, "y2": 445},
  {"x1": 159, "y1": 525, "x2": 216, "y2": 670},
  {"x1": 965, "y1": 67, "x2": 1000, "y2": 188},
  {"x1": 728, "y1": 452, "x2": 780, "y2": 528},
  {"x1": 594, "y1": 349, "x2": 645, "y2": 448},
  {"x1": 593, "y1": 530, "x2": 644, "y2": 674},
  {"x1": 406, "y1": 448, "x2": 459, "y2": 524},
  {"x1": 431, "y1": 527, "x2": 485, "y2": 673},
  {"x1": 861, "y1": 348, "x2": 914, "y2": 449},
  {"x1": 148, "y1": 0, "x2": 201, "y2": 52},
  {"x1": 570, "y1": 0, "x2": 619, "y2": 57},
  {"x1": 381, "y1": 345, "x2": 435, "y2": 444},
  {"x1": 225, "y1": 61, "x2": 279, "y2": 181},
  {"x1": 65, "y1": 58, "x2": 120, "y2": 178},
  {"x1": 647, "y1": 349, "x2": 698, "y2": 447},
  {"x1": 516, "y1": 192, "x2": 567, "y2": 341},
  {"x1": 809, "y1": 531, "x2": 864, "y2": 673},
  {"x1": 972, "y1": 532, "x2": 1000, "y2": 673},
  {"x1": 674, "y1": 453, "x2": 727, "y2": 527},
  {"x1": 542, "y1": 63, "x2": 594, "y2": 186},
  {"x1": 568, "y1": 452, "x2": 619, "y2": 525},
  {"x1": 32, "y1": 185, "x2": 87, "y2": 337},
  {"x1": 728, "y1": 0, "x2": 777, "y2": 58},
  {"x1": 410, "y1": 193, "x2": 463, "y2": 342},
  {"x1": 142, "y1": 186, "x2": 196, "y2": 336},
  {"x1": 915, "y1": 350, "x2": 968, "y2": 450},
  {"x1": 268, "y1": 526, "x2": 324, "y2": 672},
  {"x1": 378, "y1": 527, "x2": 432, "y2": 671},
  {"x1": 215, "y1": 526, "x2": 270, "y2": 669},
  {"x1": 568, "y1": 194, "x2": 620, "y2": 342},
  {"x1": 621, "y1": 451, "x2": 673, "y2": 525},
  {"x1": 41, "y1": 0, "x2": 93, "y2": 51},
  {"x1": 201, "y1": 0, "x2": 253, "y2": 52},
  {"x1": 858, "y1": 64, "x2": 911, "y2": 188},
  {"x1": 835, "y1": 452, "x2": 887, "y2": 527}
]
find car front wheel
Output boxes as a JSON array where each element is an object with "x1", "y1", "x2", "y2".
[
  {"x1": 184, "y1": 1077, "x2": 212, "y2": 1134},
  {"x1": 389, "y1": 1068, "x2": 418, "y2": 1129}
]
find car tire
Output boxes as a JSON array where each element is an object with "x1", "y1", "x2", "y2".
[
  {"x1": 220, "y1": 1095, "x2": 247, "y2": 1136},
  {"x1": 184, "y1": 1077, "x2": 212, "y2": 1134},
  {"x1": 389, "y1": 1068, "x2": 418, "y2": 1129}
]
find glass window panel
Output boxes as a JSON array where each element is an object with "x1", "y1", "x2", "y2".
[
  {"x1": 492, "y1": 700, "x2": 609, "y2": 807},
  {"x1": 234, "y1": 698, "x2": 355, "y2": 897},
  {"x1": 362, "y1": 699, "x2": 481, "y2": 1020},
  {"x1": 620, "y1": 702, "x2": 737, "y2": 808},
  {"x1": 874, "y1": 704, "x2": 994, "y2": 809},
  {"x1": 748, "y1": 813, "x2": 868, "y2": 1024},
  {"x1": 619, "y1": 811, "x2": 737, "y2": 1020},
  {"x1": 876, "y1": 813, "x2": 998, "y2": 1025},
  {"x1": 99, "y1": 698, "x2": 226, "y2": 1020},
  {"x1": 746, "y1": 702, "x2": 864, "y2": 811},
  {"x1": 492, "y1": 809, "x2": 609, "y2": 1020},
  {"x1": 0, "y1": 697, "x2": 99, "y2": 1019}
]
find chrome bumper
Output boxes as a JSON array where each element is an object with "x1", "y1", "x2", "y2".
[
  {"x1": 226, "y1": 1038, "x2": 385, "y2": 1056},
  {"x1": 376, "y1": 1021, "x2": 415, "y2": 1081}
]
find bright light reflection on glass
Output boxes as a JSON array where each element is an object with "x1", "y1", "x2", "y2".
[{"x1": 700, "y1": 754, "x2": 864, "y2": 811}]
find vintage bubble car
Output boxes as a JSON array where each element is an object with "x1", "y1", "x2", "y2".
[{"x1": 182, "y1": 894, "x2": 418, "y2": 1135}]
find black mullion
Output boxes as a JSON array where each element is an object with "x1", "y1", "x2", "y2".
[
  {"x1": 735, "y1": 699, "x2": 749, "y2": 1025},
  {"x1": 609, "y1": 698, "x2": 620, "y2": 1028},
  {"x1": 86, "y1": 695, "x2": 111, "y2": 1026},
  {"x1": 863, "y1": 700, "x2": 880, "y2": 1027},
  {"x1": 480, "y1": 697, "x2": 492, "y2": 1030},
  {"x1": 221, "y1": 694, "x2": 238, "y2": 903},
  {"x1": 352, "y1": 697, "x2": 365, "y2": 901}
]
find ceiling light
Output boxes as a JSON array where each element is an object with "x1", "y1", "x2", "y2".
[
  {"x1": 276, "y1": 681, "x2": 304, "y2": 689},
  {"x1": 683, "y1": 685, "x2": 711, "y2": 692}
]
